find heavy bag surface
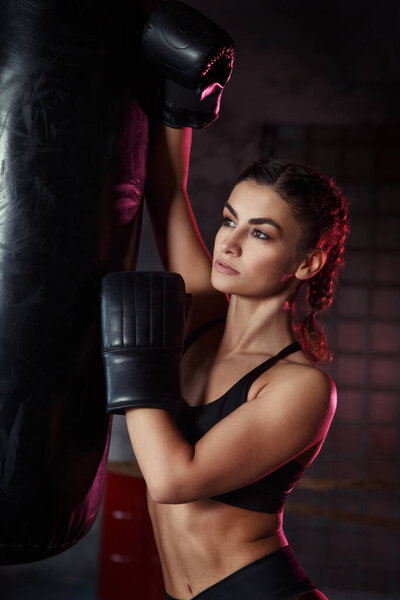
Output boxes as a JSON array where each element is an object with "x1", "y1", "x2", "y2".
[{"x1": 0, "y1": 0, "x2": 148, "y2": 564}]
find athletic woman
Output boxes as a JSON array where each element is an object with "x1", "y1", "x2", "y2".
[
  {"x1": 100, "y1": 2, "x2": 350, "y2": 598},
  {"x1": 129, "y1": 120, "x2": 349, "y2": 600}
]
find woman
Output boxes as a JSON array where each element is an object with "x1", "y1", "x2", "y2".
[{"x1": 122, "y1": 121, "x2": 350, "y2": 600}]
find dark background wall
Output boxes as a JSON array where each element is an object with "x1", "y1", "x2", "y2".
[{"x1": 1, "y1": 1, "x2": 399, "y2": 598}]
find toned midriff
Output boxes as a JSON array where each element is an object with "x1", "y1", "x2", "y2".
[{"x1": 146, "y1": 445, "x2": 315, "y2": 600}]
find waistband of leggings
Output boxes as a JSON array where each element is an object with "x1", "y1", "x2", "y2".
[{"x1": 164, "y1": 544, "x2": 315, "y2": 600}]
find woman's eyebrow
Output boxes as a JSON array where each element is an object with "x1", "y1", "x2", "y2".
[{"x1": 224, "y1": 201, "x2": 283, "y2": 232}]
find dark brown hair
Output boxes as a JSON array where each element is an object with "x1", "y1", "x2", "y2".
[{"x1": 235, "y1": 158, "x2": 350, "y2": 364}]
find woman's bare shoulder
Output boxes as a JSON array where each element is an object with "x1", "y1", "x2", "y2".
[
  {"x1": 247, "y1": 355, "x2": 337, "y2": 454},
  {"x1": 285, "y1": 351, "x2": 335, "y2": 391},
  {"x1": 251, "y1": 348, "x2": 336, "y2": 410}
]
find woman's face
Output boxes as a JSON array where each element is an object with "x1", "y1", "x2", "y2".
[{"x1": 211, "y1": 180, "x2": 305, "y2": 299}]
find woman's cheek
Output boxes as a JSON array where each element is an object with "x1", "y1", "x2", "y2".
[{"x1": 279, "y1": 272, "x2": 295, "y2": 283}]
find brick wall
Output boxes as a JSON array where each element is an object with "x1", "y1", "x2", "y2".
[{"x1": 265, "y1": 124, "x2": 400, "y2": 595}]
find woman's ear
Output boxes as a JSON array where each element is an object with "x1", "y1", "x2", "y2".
[{"x1": 294, "y1": 248, "x2": 327, "y2": 281}]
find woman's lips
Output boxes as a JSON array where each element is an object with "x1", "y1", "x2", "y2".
[{"x1": 214, "y1": 260, "x2": 239, "y2": 275}]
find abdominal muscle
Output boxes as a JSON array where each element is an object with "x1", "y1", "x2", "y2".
[{"x1": 146, "y1": 490, "x2": 289, "y2": 600}]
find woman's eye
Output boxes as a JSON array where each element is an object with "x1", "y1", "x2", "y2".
[
  {"x1": 222, "y1": 217, "x2": 271, "y2": 240},
  {"x1": 222, "y1": 216, "x2": 234, "y2": 227},
  {"x1": 252, "y1": 229, "x2": 271, "y2": 240}
]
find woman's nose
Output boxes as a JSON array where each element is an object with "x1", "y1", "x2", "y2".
[{"x1": 219, "y1": 229, "x2": 242, "y2": 255}]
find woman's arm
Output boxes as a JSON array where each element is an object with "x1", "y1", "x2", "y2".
[
  {"x1": 145, "y1": 123, "x2": 228, "y2": 330},
  {"x1": 126, "y1": 366, "x2": 336, "y2": 504}
]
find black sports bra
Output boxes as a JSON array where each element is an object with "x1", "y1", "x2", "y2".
[{"x1": 172, "y1": 319, "x2": 306, "y2": 514}]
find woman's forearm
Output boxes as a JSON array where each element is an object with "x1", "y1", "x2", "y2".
[
  {"x1": 146, "y1": 123, "x2": 192, "y2": 199},
  {"x1": 144, "y1": 124, "x2": 195, "y2": 270},
  {"x1": 125, "y1": 407, "x2": 194, "y2": 503},
  {"x1": 144, "y1": 123, "x2": 211, "y2": 277}
]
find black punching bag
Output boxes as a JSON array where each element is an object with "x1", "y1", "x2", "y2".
[{"x1": 0, "y1": 1, "x2": 149, "y2": 563}]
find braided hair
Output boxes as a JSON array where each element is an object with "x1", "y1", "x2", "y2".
[{"x1": 234, "y1": 158, "x2": 350, "y2": 364}]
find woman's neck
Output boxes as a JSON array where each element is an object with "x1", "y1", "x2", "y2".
[{"x1": 218, "y1": 294, "x2": 296, "y2": 357}]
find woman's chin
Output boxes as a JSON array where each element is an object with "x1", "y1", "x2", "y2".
[{"x1": 211, "y1": 274, "x2": 233, "y2": 295}]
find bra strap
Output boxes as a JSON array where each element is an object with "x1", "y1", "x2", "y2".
[
  {"x1": 275, "y1": 340, "x2": 302, "y2": 360},
  {"x1": 245, "y1": 340, "x2": 302, "y2": 385}
]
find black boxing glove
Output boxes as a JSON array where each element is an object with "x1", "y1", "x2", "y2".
[
  {"x1": 141, "y1": 0, "x2": 235, "y2": 128},
  {"x1": 100, "y1": 271, "x2": 191, "y2": 415}
]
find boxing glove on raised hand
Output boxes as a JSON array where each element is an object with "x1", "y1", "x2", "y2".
[
  {"x1": 141, "y1": 0, "x2": 235, "y2": 128},
  {"x1": 100, "y1": 271, "x2": 191, "y2": 414}
]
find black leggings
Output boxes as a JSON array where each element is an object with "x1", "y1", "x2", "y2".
[{"x1": 164, "y1": 544, "x2": 318, "y2": 600}]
